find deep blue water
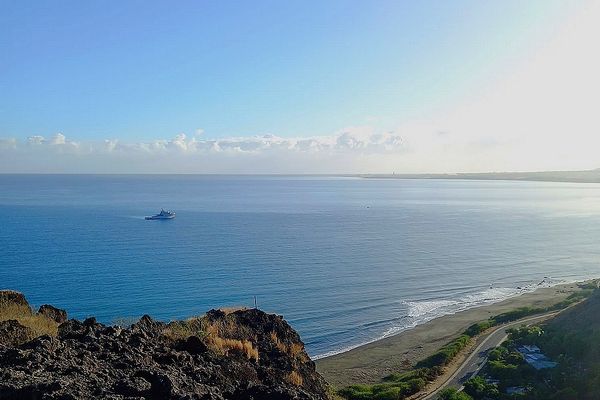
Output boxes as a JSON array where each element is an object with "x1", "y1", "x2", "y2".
[{"x1": 1, "y1": 175, "x2": 600, "y2": 357}]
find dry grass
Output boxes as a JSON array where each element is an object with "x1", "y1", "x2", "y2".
[
  {"x1": 269, "y1": 331, "x2": 308, "y2": 362},
  {"x1": 270, "y1": 331, "x2": 288, "y2": 353},
  {"x1": 288, "y1": 342, "x2": 305, "y2": 358},
  {"x1": 163, "y1": 315, "x2": 259, "y2": 361},
  {"x1": 286, "y1": 371, "x2": 304, "y2": 386},
  {"x1": 204, "y1": 318, "x2": 255, "y2": 339},
  {"x1": 203, "y1": 318, "x2": 258, "y2": 361},
  {"x1": 0, "y1": 301, "x2": 58, "y2": 339},
  {"x1": 208, "y1": 336, "x2": 259, "y2": 361}
]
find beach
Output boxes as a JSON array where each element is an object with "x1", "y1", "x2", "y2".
[{"x1": 316, "y1": 281, "x2": 588, "y2": 388}]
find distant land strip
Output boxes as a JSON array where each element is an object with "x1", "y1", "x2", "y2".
[{"x1": 359, "y1": 168, "x2": 600, "y2": 183}]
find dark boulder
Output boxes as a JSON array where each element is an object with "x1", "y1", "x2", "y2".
[
  {"x1": 131, "y1": 314, "x2": 165, "y2": 338},
  {"x1": 175, "y1": 335, "x2": 209, "y2": 355},
  {"x1": 38, "y1": 304, "x2": 68, "y2": 324},
  {"x1": 58, "y1": 319, "x2": 86, "y2": 339},
  {"x1": 113, "y1": 375, "x2": 152, "y2": 396},
  {"x1": 0, "y1": 319, "x2": 33, "y2": 347}
]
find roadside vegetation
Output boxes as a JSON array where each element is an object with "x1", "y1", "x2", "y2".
[
  {"x1": 462, "y1": 287, "x2": 600, "y2": 400},
  {"x1": 438, "y1": 388, "x2": 474, "y2": 400},
  {"x1": 338, "y1": 285, "x2": 595, "y2": 400}
]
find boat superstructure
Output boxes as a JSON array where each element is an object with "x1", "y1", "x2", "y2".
[{"x1": 145, "y1": 209, "x2": 176, "y2": 220}]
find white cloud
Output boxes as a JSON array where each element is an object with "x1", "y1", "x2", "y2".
[
  {"x1": 0, "y1": 128, "x2": 407, "y2": 173},
  {"x1": 49, "y1": 133, "x2": 66, "y2": 145},
  {"x1": 27, "y1": 135, "x2": 45, "y2": 145}
]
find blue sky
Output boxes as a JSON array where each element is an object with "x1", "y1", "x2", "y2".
[{"x1": 1, "y1": 0, "x2": 597, "y2": 173}]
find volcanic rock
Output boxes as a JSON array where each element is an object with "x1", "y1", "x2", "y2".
[
  {"x1": 38, "y1": 304, "x2": 68, "y2": 324},
  {"x1": 0, "y1": 297, "x2": 330, "y2": 399},
  {"x1": 0, "y1": 320, "x2": 33, "y2": 347}
]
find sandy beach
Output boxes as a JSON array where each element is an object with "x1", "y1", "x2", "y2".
[{"x1": 316, "y1": 281, "x2": 588, "y2": 388}]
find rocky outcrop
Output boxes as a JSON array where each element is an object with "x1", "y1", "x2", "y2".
[
  {"x1": 0, "y1": 295, "x2": 329, "y2": 400},
  {"x1": 38, "y1": 305, "x2": 68, "y2": 324},
  {"x1": 0, "y1": 290, "x2": 29, "y2": 308}
]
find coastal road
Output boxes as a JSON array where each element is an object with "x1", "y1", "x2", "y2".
[{"x1": 421, "y1": 312, "x2": 558, "y2": 400}]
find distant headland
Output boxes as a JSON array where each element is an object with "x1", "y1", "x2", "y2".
[{"x1": 359, "y1": 168, "x2": 600, "y2": 183}]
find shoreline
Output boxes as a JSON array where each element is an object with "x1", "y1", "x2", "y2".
[
  {"x1": 312, "y1": 279, "x2": 570, "y2": 361},
  {"x1": 316, "y1": 279, "x2": 592, "y2": 388}
]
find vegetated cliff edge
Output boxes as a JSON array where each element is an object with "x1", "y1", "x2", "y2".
[{"x1": 0, "y1": 290, "x2": 329, "y2": 400}]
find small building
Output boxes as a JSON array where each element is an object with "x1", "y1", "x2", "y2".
[{"x1": 517, "y1": 345, "x2": 557, "y2": 370}]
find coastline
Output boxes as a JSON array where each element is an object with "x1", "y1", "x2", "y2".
[
  {"x1": 316, "y1": 280, "x2": 589, "y2": 388},
  {"x1": 358, "y1": 169, "x2": 600, "y2": 183}
]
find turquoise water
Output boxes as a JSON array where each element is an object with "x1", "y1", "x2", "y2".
[{"x1": 1, "y1": 175, "x2": 599, "y2": 357}]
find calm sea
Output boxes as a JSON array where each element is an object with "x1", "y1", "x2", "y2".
[{"x1": 1, "y1": 175, "x2": 599, "y2": 357}]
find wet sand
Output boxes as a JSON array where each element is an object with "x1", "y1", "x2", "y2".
[{"x1": 316, "y1": 282, "x2": 587, "y2": 388}]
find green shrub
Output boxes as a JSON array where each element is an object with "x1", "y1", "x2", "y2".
[
  {"x1": 488, "y1": 360, "x2": 519, "y2": 380},
  {"x1": 373, "y1": 386, "x2": 402, "y2": 400},
  {"x1": 383, "y1": 368, "x2": 432, "y2": 383},
  {"x1": 488, "y1": 346, "x2": 508, "y2": 361},
  {"x1": 463, "y1": 376, "x2": 499, "y2": 399},
  {"x1": 464, "y1": 320, "x2": 494, "y2": 337},
  {"x1": 338, "y1": 384, "x2": 374, "y2": 400},
  {"x1": 437, "y1": 388, "x2": 473, "y2": 400},
  {"x1": 417, "y1": 335, "x2": 471, "y2": 369},
  {"x1": 492, "y1": 307, "x2": 545, "y2": 324}
]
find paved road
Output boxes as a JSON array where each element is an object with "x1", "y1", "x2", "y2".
[{"x1": 421, "y1": 312, "x2": 557, "y2": 400}]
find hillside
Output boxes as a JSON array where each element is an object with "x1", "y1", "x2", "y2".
[
  {"x1": 0, "y1": 290, "x2": 329, "y2": 400},
  {"x1": 545, "y1": 285, "x2": 600, "y2": 332},
  {"x1": 455, "y1": 286, "x2": 600, "y2": 400}
]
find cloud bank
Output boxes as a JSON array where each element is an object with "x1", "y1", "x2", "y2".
[{"x1": 0, "y1": 128, "x2": 409, "y2": 173}]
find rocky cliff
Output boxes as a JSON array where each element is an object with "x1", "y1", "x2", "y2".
[{"x1": 0, "y1": 290, "x2": 329, "y2": 400}]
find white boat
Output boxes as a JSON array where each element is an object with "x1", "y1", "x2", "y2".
[{"x1": 145, "y1": 209, "x2": 175, "y2": 220}]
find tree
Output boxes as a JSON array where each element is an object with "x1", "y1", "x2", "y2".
[
  {"x1": 437, "y1": 388, "x2": 473, "y2": 400},
  {"x1": 463, "y1": 376, "x2": 499, "y2": 399}
]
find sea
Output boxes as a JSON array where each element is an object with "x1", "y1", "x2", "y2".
[{"x1": 1, "y1": 174, "x2": 600, "y2": 358}]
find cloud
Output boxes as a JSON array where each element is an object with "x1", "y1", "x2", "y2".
[
  {"x1": 49, "y1": 133, "x2": 66, "y2": 145},
  {"x1": 27, "y1": 135, "x2": 45, "y2": 145},
  {"x1": 86, "y1": 128, "x2": 405, "y2": 156},
  {"x1": 0, "y1": 128, "x2": 407, "y2": 173}
]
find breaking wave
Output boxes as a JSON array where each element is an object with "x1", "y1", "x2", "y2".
[{"x1": 313, "y1": 277, "x2": 570, "y2": 360}]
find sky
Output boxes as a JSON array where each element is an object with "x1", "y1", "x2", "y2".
[{"x1": 1, "y1": 0, "x2": 599, "y2": 173}]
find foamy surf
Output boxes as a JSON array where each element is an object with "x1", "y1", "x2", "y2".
[{"x1": 313, "y1": 277, "x2": 577, "y2": 360}]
